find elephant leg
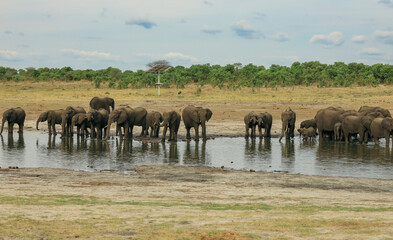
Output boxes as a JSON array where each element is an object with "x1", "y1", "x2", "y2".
[
  {"x1": 52, "y1": 124, "x2": 57, "y2": 136},
  {"x1": 9, "y1": 122, "x2": 14, "y2": 133},
  {"x1": 129, "y1": 125, "x2": 134, "y2": 138},
  {"x1": 194, "y1": 124, "x2": 199, "y2": 141},
  {"x1": 384, "y1": 131, "x2": 390, "y2": 146},
  {"x1": 245, "y1": 125, "x2": 249, "y2": 138},
  {"x1": 162, "y1": 126, "x2": 167, "y2": 141},
  {"x1": 186, "y1": 127, "x2": 191, "y2": 140},
  {"x1": 47, "y1": 122, "x2": 51, "y2": 135},
  {"x1": 318, "y1": 127, "x2": 323, "y2": 142},
  {"x1": 149, "y1": 127, "x2": 153, "y2": 137},
  {"x1": 18, "y1": 123, "x2": 23, "y2": 134},
  {"x1": 124, "y1": 123, "x2": 129, "y2": 139},
  {"x1": 251, "y1": 125, "x2": 256, "y2": 138},
  {"x1": 173, "y1": 129, "x2": 177, "y2": 141},
  {"x1": 201, "y1": 123, "x2": 207, "y2": 141}
]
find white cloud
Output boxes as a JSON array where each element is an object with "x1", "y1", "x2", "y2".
[
  {"x1": 60, "y1": 49, "x2": 120, "y2": 60},
  {"x1": 0, "y1": 50, "x2": 21, "y2": 61},
  {"x1": 310, "y1": 31, "x2": 344, "y2": 46},
  {"x1": 271, "y1": 32, "x2": 290, "y2": 42},
  {"x1": 373, "y1": 30, "x2": 393, "y2": 45},
  {"x1": 361, "y1": 48, "x2": 382, "y2": 55},
  {"x1": 351, "y1": 35, "x2": 366, "y2": 44},
  {"x1": 163, "y1": 52, "x2": 198, "y2": 62},
  {"x1": 201, "y1": 25, "x2": 222, "y2": 35},
  {"x1": 232, "y1": 20, "x2": 262, "y2": 39}
]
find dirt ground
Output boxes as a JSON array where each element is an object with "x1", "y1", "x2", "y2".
[{"x1": 0, "y1": 82, "x2": 393, "y2": 239}]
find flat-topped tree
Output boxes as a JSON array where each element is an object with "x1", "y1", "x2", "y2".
[{"x1": 146, "y1": 60, "x2": 171, "y2": 96}]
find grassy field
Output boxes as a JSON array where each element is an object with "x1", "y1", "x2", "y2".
[
  {"x1": 1, "y1": 80, "x2": 393, "y2": 106},
  {"x1": 1, "y1": 81, "x2": 393, "y2": 239}
]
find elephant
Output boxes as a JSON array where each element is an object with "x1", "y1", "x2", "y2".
[
  {"x1": 314, "y1": 107, "x2": 345, "y2": 142},
  {"x1": 71, "y1": 113, "x2": 90, "y2": 137},
  {"x1": 161, "y1": 111, "x2": 181, "y2": 142},
  {"x1": 1, "y1": 107, "x2": 26, "y2": 135},
  {"x1": 334, "y1": 122, "x2": 342, "y2": 141},
  {"x1": 130, "y1": 107, "x2": 148, "y2": 138},
  {"x1": 341, "y1": 115, "x2": 366, "y2": 143},
  {"x1": 338, "y1": 110, "x2": 359, "y2": 123},
  {"x1": 36, "y1": 109, "x2": 65, "y2": 135},
  {"x1": 244, "y1": 112, "x2": 257, "y2": 138},
  {"x1": 299, "y1": 119, "x2": 317, "y2": 129},
  {"x1": 370, "y1": 117, "x2": 393, "y2": 145},
  {"x1": 256, "y1": 112, "x2": 272, "y2": 138},
  {"x1": 279, "y1": 107, "x2": 296, "y2": 142},
  {"x1": 146, "y1": 111, "x2": 163, "y2": 138},
  {"x1": 358, "y1": 106, "x2": 391, "y2": 118},
  {"x1": 87, "y1": 108, "x2": 109, "y2": 139},
  {"x1": 360, "y1": 112, "x2": 384, "y2": 142},
  {"x1": 105, "y1": 107, "x2": 147, "y2": 140},
  {"x1": 105, "y1": 107, "x2": 135, "y2": 140},
  {"x1": 297, "y1": 127, "x2": 317, "y2": 141},
  {"x1": 182, "y1": 105, "x2": 213, "y2": 141},
  {"x1": 89, "y1": 96, "x2": 115, "y2": 113},
  {"x1": 61, "y1": 106, "x2": 86, "y2": 137}
]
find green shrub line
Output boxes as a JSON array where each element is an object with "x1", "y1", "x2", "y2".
[{"x1": 1, "y1": 61, "x2": 393, "y2": 89}]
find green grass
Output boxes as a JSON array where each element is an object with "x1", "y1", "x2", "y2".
[{"x1": 1, "y1": 195, "x2": 392, "y2": 213}]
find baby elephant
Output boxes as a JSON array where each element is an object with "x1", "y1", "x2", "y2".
[{"x1": 297, "y1": 127, "x2": 317, "y2": 141}]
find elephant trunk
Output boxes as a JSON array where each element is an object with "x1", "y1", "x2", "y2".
[
  {"x1": 36, "y1": 118, "x2": 41, "y2": 130},
  {"x1": 279, "y1": 121, "x2": 287, "y2": 142},
  {"x1": 0, "y1": 118, "x2": 5, "y2": 134},
  {"x1": 104, "y1": 119, "x2": 113, "y2": 140},
  {"x1": 201, "y1": 121, "x2": 207, "y2": 140},
  {"x1": 162, "y1": 125, "x2": 168, "y2": 141}
]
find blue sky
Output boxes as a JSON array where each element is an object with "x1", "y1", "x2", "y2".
[{"x1": 1, "y1": 0, "x2": 393, "y2": 71}]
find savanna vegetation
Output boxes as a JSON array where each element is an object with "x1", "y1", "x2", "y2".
[{"x1": 1, "y1": 61, "x2": 393, "y2": 89}]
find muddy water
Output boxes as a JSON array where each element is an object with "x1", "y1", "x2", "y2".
[{"x1": 1, "y1": 132, "x2": 392, "y2": 179}]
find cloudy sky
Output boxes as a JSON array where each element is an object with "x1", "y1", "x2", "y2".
[{"x1": 1, "y1": 0, "x2": 393, "y2": 71}]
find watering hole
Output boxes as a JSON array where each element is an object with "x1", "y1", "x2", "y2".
[{"x1": 0, "y1": 132, "x2": 392, "y2": 179}]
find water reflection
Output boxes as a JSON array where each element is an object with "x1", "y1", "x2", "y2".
[
  {"x1": 1, "y1": 133, "x2": 25, "y2": 150},
  {"x1": 89, "y1": 139, "x2": 110, "y2": 154},
  {"x1": 0, "y1": 132, "x2": 392, "y2": 179},
  {"x1": 162, "y1": 142, "x2": 179, "y2": 164},
  {"x1": 183, "y1": 141, "x2": 206, "y2": 165},
  {"x1": 280, "y1": 140, "x2": 295, "y2": 159}
]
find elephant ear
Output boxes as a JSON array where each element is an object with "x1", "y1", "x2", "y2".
[
  {"x1": 205, "y1": 108, "x2": 212, "y2": 122},
  {"x1": 381, "y1": 118, "x2": 393, "y2": 131},
  {"x1": 191, "y1": 110, "x2": 200, "y2": 123}
]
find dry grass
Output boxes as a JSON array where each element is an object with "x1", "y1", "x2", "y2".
[{"x1": 1, "y1": 80, "x2": 393, "y2": 106}]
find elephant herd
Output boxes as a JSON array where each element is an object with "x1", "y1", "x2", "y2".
[
  {"x1": 0, "y1": 97, "x2": 213, "y2": 142},
  {"x1": 244, "y1": 105, "x2": 393, "y2": 146},
  {"x1": 2, "y1": 98, "x2": 392, "y2": 146}
]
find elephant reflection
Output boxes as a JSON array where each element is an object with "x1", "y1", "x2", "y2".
[
  {"x1": 60, "y1": 137, "x2": 74, "y2": 153},
  {"x1": 1, "y1": 133, "x2": 25, "y2": 149},
  {"x1": 161, "y1": 142, "x2": 179, "y2": 164},
  {"x1": 47, "y1": 135, "x2": 56, "y2": 149},
  {"x1": 75, "y1": 137, "x2": 88, "y2": 152},
  {"x1": 116, "y1": 138, "x2": 133, "y2": 155},
  {"x1": 89, "y1": 139, "x2": 110, "y2": 153},
  {"x1": 183, "y1": 141, "x2": 206, "y2": 164},
  {"x1": 280, "y1": 140, "x2": 295, "y2": 158}
]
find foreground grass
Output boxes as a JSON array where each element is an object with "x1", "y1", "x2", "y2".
[
  {"x1": 0, "y1": 195, "x2": 392, "y2": 239},
  {"x1": 1, "y1": 80, "x2": 393, "y2": 106}
]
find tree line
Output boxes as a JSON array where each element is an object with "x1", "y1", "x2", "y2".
[{"x1": 1, "y1": 61, "x2": 393, "y2": 89}]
